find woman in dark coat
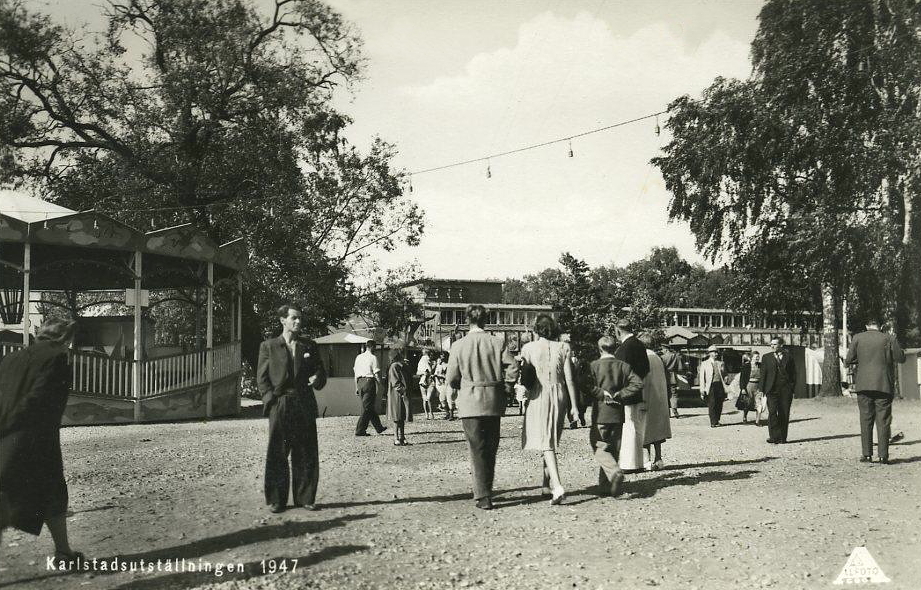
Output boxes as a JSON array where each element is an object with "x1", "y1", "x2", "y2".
[
  {"x1": 386, "y1": 346, "x2": 413, "y2": 445},
  {"x1": 0, "y1": 317, "x2": 84, "y2": 565}
]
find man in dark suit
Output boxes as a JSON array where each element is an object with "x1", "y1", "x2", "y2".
[
  {"x1": 613, "y1": 319, "x2": 650, "y2": 380},
  {"x1": 758, "y1": 336, "x2": 796, "y2": 444},
  {"x1": 257, "y1": 305, "x2": 327, "y2": 513},
  {"x1": 845, "y1": 319, "x2": 906, "y2": 464}
]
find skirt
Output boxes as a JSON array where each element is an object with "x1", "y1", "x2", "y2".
[{"x1": 620, "y1": 403, "x2": 647, "y2": 470}]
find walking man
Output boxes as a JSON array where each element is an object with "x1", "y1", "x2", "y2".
[
  {"x1": 257, "y1": 305, "x2": 327, "y2": 512},
  {"x1": 699, "y1": 345, "x2": 728, "y2": 428},
  {"x1": 613, "y1": 319, "x2": 650, "y2": 380},
  {"x1": 845, "y1": 319, "x2": 906, "y2": 464},
  {"x1": 354, "y1": 340, "x2": 387, "y2": 437},
  {"x1": 658, "y1": 345, "x2": 683, "y2": 419},
  {"x1": 759, "y1": 337, "x2": 795, "y2": 444},
  {"x1": 446, "y1": 305, "x2": 517, "y2": 510}
]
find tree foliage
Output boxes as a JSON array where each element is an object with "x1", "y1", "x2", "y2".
[{"x1": 0, "y1": 0, "x2": 423, "y2": 364}]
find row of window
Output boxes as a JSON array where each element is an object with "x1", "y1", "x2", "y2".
[
  {"x1": 438, "y1": 309, "x2": 544, "y2": 327},
  {"x1": 427, "y1": 287, "x2": 467, "y2": 301},
  {"x1": 672, "y1": 312, "x2": 820, "y2": 331},
  {"x1": 717, "y1": 331, "x2": 822, "y2": 347}
]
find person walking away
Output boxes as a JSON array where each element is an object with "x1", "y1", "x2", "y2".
[
  {"x1": 446, "y1": 305, "x2": 518, "y2": 511},
  {"x1": 587, "y1": 336, "x2": 644, "y2": 496},
  {"x1": 353, "y1": 340, "x2": 387, "y2": 437},
  {"x1": 640, "y1": 334, "x2": 671, "y2": 470},
  {"x1": 569, "y1": 353, "x2": 590, "y2": 428},
  {"x1": 434, "y1": 351, "x2": 454, "y2": 420},
  {"x1": 758, "y1": 337, "x2": 795, "y2": 444},
  {"x1": 748, "y1": 352, "x2": 766, "y2": 426},
  {"x1": 613, "y1": 320, "x2": 651, "y2": 470},
  {"x1": 387, "y1": 345, "x2": 413, "y2": 445},
  {"x1": 658, "y1": 345, "x2": 683, "y2": 419},
  {"x1": 699, "y1": 345, "x2": 728, "y2": 428},
  {"x1": 845, "y1": 319, "x2": 906, "y2": 464},
  {"x1": 257, "y1": 305, "x2": 327, "y2": 512},
  {"x1": 0, "y1": 318, "x2": 85, "y2": 568},
  {"x1": 517, "y1": 315, "x2": 581, "y2": 505}
]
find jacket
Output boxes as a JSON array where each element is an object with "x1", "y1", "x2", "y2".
[
  {"x1": 445, "y1": 329, "x2": 517, "y2": 418},
  {"x1": 845, "y1": 329, "x2": 906, "y2": 394},
  {"x1": 257, "y1": 336, "x2": 327, "y2": 417}
]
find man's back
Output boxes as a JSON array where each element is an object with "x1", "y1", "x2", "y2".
[
  {"x1": 446, "y1": 331, "x2": 512, "y2": 418},
  {"x1": 847, "y1": 330, "x2": 904, "y2": 394}
]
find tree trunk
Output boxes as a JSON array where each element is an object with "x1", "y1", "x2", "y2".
[
  {"x1": 894, "y1": 167, "x2": 919, "y2": 344},
  {"x1": 819, "y1": 282, "x2": 842, "y2": 396}
]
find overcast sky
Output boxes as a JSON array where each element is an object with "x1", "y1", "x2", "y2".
[{"x1": 28, "y1": 0, "x2": 763, "y2": 280}]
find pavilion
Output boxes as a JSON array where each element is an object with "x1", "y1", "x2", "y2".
[{"x1": 0, "y1": 191, "x2": 245, "y2": 424}]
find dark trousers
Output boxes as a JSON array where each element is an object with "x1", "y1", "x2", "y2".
[
  {"x1": 857, "y1": 391, "x2": 893, "y2": 459},
  {"x1": 265, "y1": 396, "x2": 319, "y2": 507},
  {"x1": 461, "y1": 417, "x2": 501, "y2": 500},
  {"x1": 355, "y1": 378, "x2": 385, "y2": 434},
  {"x1": 707, "y1": 382, "x2": 725, "y2": 426},
  {"x1": 766, "y1": 388, "x2": 793, "y2": 442},
  {"x1": 589, "y1": 423, "x2": 623, "y2": 490}
]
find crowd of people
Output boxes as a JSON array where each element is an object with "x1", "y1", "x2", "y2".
[{"x1": 0, "y1": 304, "x2": 908, "y2": 566}]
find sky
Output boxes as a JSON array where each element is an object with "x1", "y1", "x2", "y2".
[{"x1": 25, "y1": 0, "x2": 764, "y2": 281}]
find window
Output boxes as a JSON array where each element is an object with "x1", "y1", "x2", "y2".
[
  {"x1": 711, "y1": 315, "x2": 723, "y2": 328},
  {"x1": 677, "y1": 313, "x2": 689, "y2": 327},
  {"x1": 689, "y1": 314, "x2": 700, "y2": 328},
  {"x1": 498, "y1": 311, "x2": 510, "y2": 325},
  {"x1": 514, "y1": 311, "x2": 526, "y2": 325},
  {"x1": 455, "y1": 310, "x2": 465, "y2": 324},
  {"x1": 440, "y1": 310, "x2": 454, "y2": 324},
  {"x1": 487, "y1": 311, "x2": 497, "y2": 325}
]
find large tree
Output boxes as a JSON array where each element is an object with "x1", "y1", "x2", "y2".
[
  {"x1": 653, "y1": 0, "x2": 920, "y2": 395},
  {"x1": 0, "y1": 0, "x2": 422, "y2": 364}
]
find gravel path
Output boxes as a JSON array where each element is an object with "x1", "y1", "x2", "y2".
[{"x1": 1, "y1": 397, "x2": 919, "y2": 590}]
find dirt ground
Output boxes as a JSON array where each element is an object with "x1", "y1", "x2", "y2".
[{"x1": 1, "y1": 396, "x2": 919, "y2": 590}]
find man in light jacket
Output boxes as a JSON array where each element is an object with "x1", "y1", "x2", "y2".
[
  {"x1": 446, "y1": 305, "x2": 517, "y2": 510},
  {"x1": 846, "y1": 319, "x2": 906, "y2": 464},
  {"x1": 698, "y1": 345, "x2": 728, "y2": 428}
]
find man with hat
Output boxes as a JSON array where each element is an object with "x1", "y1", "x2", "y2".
[{"x1": 698, "y1": 345, "x2": 728, "y2": 427}]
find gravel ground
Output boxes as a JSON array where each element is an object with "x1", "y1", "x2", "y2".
[{"x1": 1, "y1": 397, "x2": 919, "y2": 590}]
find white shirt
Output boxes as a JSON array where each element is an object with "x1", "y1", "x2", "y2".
[
  {"x1": 353, "y1": 350, "x2": 380, "y2": 378},
  {"x1": 416, "y1": 354, "x2": 432, "y2": 376}
]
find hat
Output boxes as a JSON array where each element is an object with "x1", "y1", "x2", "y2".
[{"x1": 706, "y1": 345, "x2": 719, "y2": 353}]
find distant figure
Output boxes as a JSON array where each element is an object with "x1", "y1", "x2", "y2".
[
  {"x1": 735, "y1": 352, "x2": 757, "y2": 424},
  {"x1": 699, "y1": 345, "x2": 728, "y2": 428},
  {"x1": 613, "y1": 319, "x2": 650, "y2": 380},
  {"x1": 416, "y1": 349, "x2": 435, "y2": 419},
  {"x1": 614, "y1": 320, "x2": 651, "y2": 470},
  {"x1": 446, "y1": 305, "x2": 518, "y2": 511},
  {"x1": 845, "y1": 319, "x2": 906, "y2": 464},
  {"x1": 569, "y1": 354, "x2": 589, "y2": 428},
  {"x1": 587, "y1": 335, "x2": 644, "y2": 496},
  {"x1": 640, "y1": 334, "x2": 671, "y2": 471},
  {"x1": 386, "y1": 345, "x2": 413, "y2": 446},
  {"x1": 518, "y1": 315, "x2": 581, "y2": 505},
  {"x1": 759, "y1": 337, "x2": 795, "y2": 444},
  {"x1": 434, "y1": 351, "x2": 454, "y2": 420},
  {"x1": 0, "y1": 318, "x2": 84, "y2": 568},
  {"x1": 257, "y1": 305, "x2": 327, "y2": 512},
  {"x1": 658, "y1": 345, "x2": 683, "y2": 419},
  {"x1": 353, "y1": 340, "x2": 387, "y2": 437},
  {"x1": 749, "y1": 352, "x2": 766, "y2": 426}
]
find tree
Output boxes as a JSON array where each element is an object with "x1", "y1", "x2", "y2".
[
  {"x1": 548, "y1": 253, "x2": 608, "y2": 360},
  {"x1": 0, "y1": 0, "x2": 423, "y2": 365},
  {"x1": 502, "y1": 268, "x2": 565, "y2": 304},
  {"x1": 652, "y1": 0, "x2": 921, "y2": 395}
]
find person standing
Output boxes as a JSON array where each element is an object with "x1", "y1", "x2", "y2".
[
  {"x1": 614, "y1": 320, "x2": 651, "y2": 469},
  {"x1": 416, "y1": 349, "x2": 435, "y2": 419},
  {"x1": 587, "y1": 336, "x2": 644, "y2": 496},
  {"x1": 845, "y1": 319, "x2": 906, "y2": 464},
  {"x1": 386, "y1": 345, "x2": 413, "y2": 446},
  {"x1": 735, "y1": 352, "x2": 757, "y2": 424},
  {"x1": 434, "y1": 351, "x2": 455, "y2": 420},
  {"x1": 518, "y1": 315, "x2": 580, "y2": 505},
  {"x1": 353, "y1": 340, "x2": 386, "y2": 437},
  {"x1": 257, "y1": 305, "x2": 327, "y2": 513},
  {"x1": 699, "y1": 345, "x2": 728, "y2": 428},
  {"x1": 0, "y1": 318, "x2": 84, "y2": 568},
  {"x1": 446, "y1": 305, "x2": 518, "y2": 511},
  {"x1": 758, "y1": 337, "x2": 795, "y2": 444},
  {"x1": 640, "y1": 334, "x2": 671, "y2": 471},
  {"x1": 748, "y1": 352, "x2": 766, "y2": 426},
  {"x1": 613, "y1": 319, "x2": 650, "y2": 380},
  {"x1": 658, "y1": 345, "x2": 683, "y2": 419},
  {"x1": 569, "y1": 353, "x2": 589, "y2": 428}
]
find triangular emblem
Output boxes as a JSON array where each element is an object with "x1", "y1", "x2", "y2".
[{"x1": 833, "y1": 547, "x2": 891, "y2": 584}]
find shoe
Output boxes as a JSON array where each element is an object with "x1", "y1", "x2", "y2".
[
  {"x1": 550, "y1": 488, "x2": 566, "y2": 506},
  {"x1": 710, "y1": 424, "x2": 718, "y2": 428},
  {"x1": 878, "y1": 457, "x2": 890, "y2": 465},
  {"x1": 579, "y1": 417, "x2": 586, "y2": 427},
  {"x1": 378, "y1": 427, "x2": 388, "y2": 435},
  {"x1": 671, "y1": 411, "x2": 680, "y2": 419},
  {"x1": 540, "y1": 486, "x2": 552, "y2": 498},
  {"x1": 269, "y1": 504, "x2": 285, "y2": 513},
  {"x1": 569, "y1": 420, "x2": 578, "y2": 430},
  {"x1": 355, "y1": 432, "x2": 371, "y2": 437},
  {"x1": 609, "y1": 472, "x2": 625, "y2": 497},
  {"x1": 650, "y1": 459, "x2": 664, "y2": 471},
  {"x1": 475, "y1": 497, "x2": 493, "y2": 511},
  {"x1": 399, "y1": 438, "x2": 410, "y2": 446},
  {"x1": 859, "y1": 455, "x2": 873, "y2": 463},
  {"x1": 766, "y1": 439, "x2": 777, "y2": 444},
  {"x1": 890, "y1": 431, "x2": 904, "y2": 444}
]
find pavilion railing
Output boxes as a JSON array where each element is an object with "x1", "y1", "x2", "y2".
[
  {"x1": 72, "y1": 351, "x2": 134, "y2": 398},
  {"x1": 142, "y1": 349, "x2": 208, "y2": 397},
  {"x1": 0, "y1": 341, "x2": 25, "y2": 360},
  {"x1": 212, "y1": 341, "x2": 242, "y2": 381}
]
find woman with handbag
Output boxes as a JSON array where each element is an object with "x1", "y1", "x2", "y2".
[{"x1": 516, "y1": 315, "x2": 580, "y2": 505}]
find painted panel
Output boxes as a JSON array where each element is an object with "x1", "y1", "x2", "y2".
[
  {"x1": 31, "y1": 213, "x2": 139, "y2": 250},
  {"x1": 146, "y1": 225, "x2": 218, "y2": 263},
  {"x1": 62, "y1": 394, "x2": 136, "y2": 426},
  {"x1": 0, "y1": 215, "x2": 27, "y2": 241}
]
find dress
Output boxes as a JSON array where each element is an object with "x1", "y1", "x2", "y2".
[
  {"x1": 520, "y1": 338, "x2": 571, "y2": 451},
  {"x1": 620, "y1": 403, "x2": 647, "y2": 470},
  {"x1": 642, "y1": 350, "x2": 672, "y2": 446},
  {"x1": 386, "y1": 360, "x2": 413, "y2": 424}
]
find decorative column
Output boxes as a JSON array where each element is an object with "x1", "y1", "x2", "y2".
[
  {"x1": 206, "y1": 262, "x2": 214, "y2": 419},
  {"x1": 21, "y1": 242, "x2": 30, "y2": 345},
  {"x1": 132, "y1": 251, "x2": 143, "y2": 422}
]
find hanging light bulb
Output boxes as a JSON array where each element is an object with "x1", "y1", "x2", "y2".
[
  {"x1": 486, "y1": 160, "x2": 492, "y2": 179},
  {"x1": 654, "y1": 115, "x2": 661, "y2": 136},
  {"x1": 568, "y1": 139, "x2": 574, "y2": 158},
  {"x1": 408, "y1": 175, "x2": 413, "y2": 193},
  {"x1": 93, "y1": 218, "x2": 98, "y2": 230}
]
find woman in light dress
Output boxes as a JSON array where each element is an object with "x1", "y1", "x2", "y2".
[
  {"x1": 639, "y1": 334, "x2": 672, "y2": 470},
  {"x1": 518, "y1": 315, "x2": 580, "y2": 505}
]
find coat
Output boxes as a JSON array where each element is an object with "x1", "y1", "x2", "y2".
[
  {"x1": 845, "y1": 329, "x2": 906, "y2": 395},
  {"x1": 758, "y1": 351, "x2": 795, "y2": 397},
  {"x1": 588, "y1": 356, "x2": 644, "y2": 424},
  {"x1": 257, "y1": 336, "x2": 327, "y2": 418},
  {"x1": 698, "y1": 358, "x2": 727, "y2": 396},
  {"x1": 0, "y1": 341, "x2": 71, "y2": 535},
  {"x1": 614, "y1": 335, "x2": 650, "y2": 379},
  {"x1": 445, "y1": 329, "x2": 517, "y2": 418},
  {"x1": 386, "y1": 360, "x2": 413, "y2": 423}
]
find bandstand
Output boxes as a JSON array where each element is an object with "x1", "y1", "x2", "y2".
[{"x1": 0, "y1": 192, "x2": 245, "y2": 425}]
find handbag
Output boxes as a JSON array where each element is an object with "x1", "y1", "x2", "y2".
[
  {"x1": 735, "y1": 388, "x2": 755, "y2": 411},
  {"x1": 518, "y1": 360, "x2": 537, "y2": 390}
]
